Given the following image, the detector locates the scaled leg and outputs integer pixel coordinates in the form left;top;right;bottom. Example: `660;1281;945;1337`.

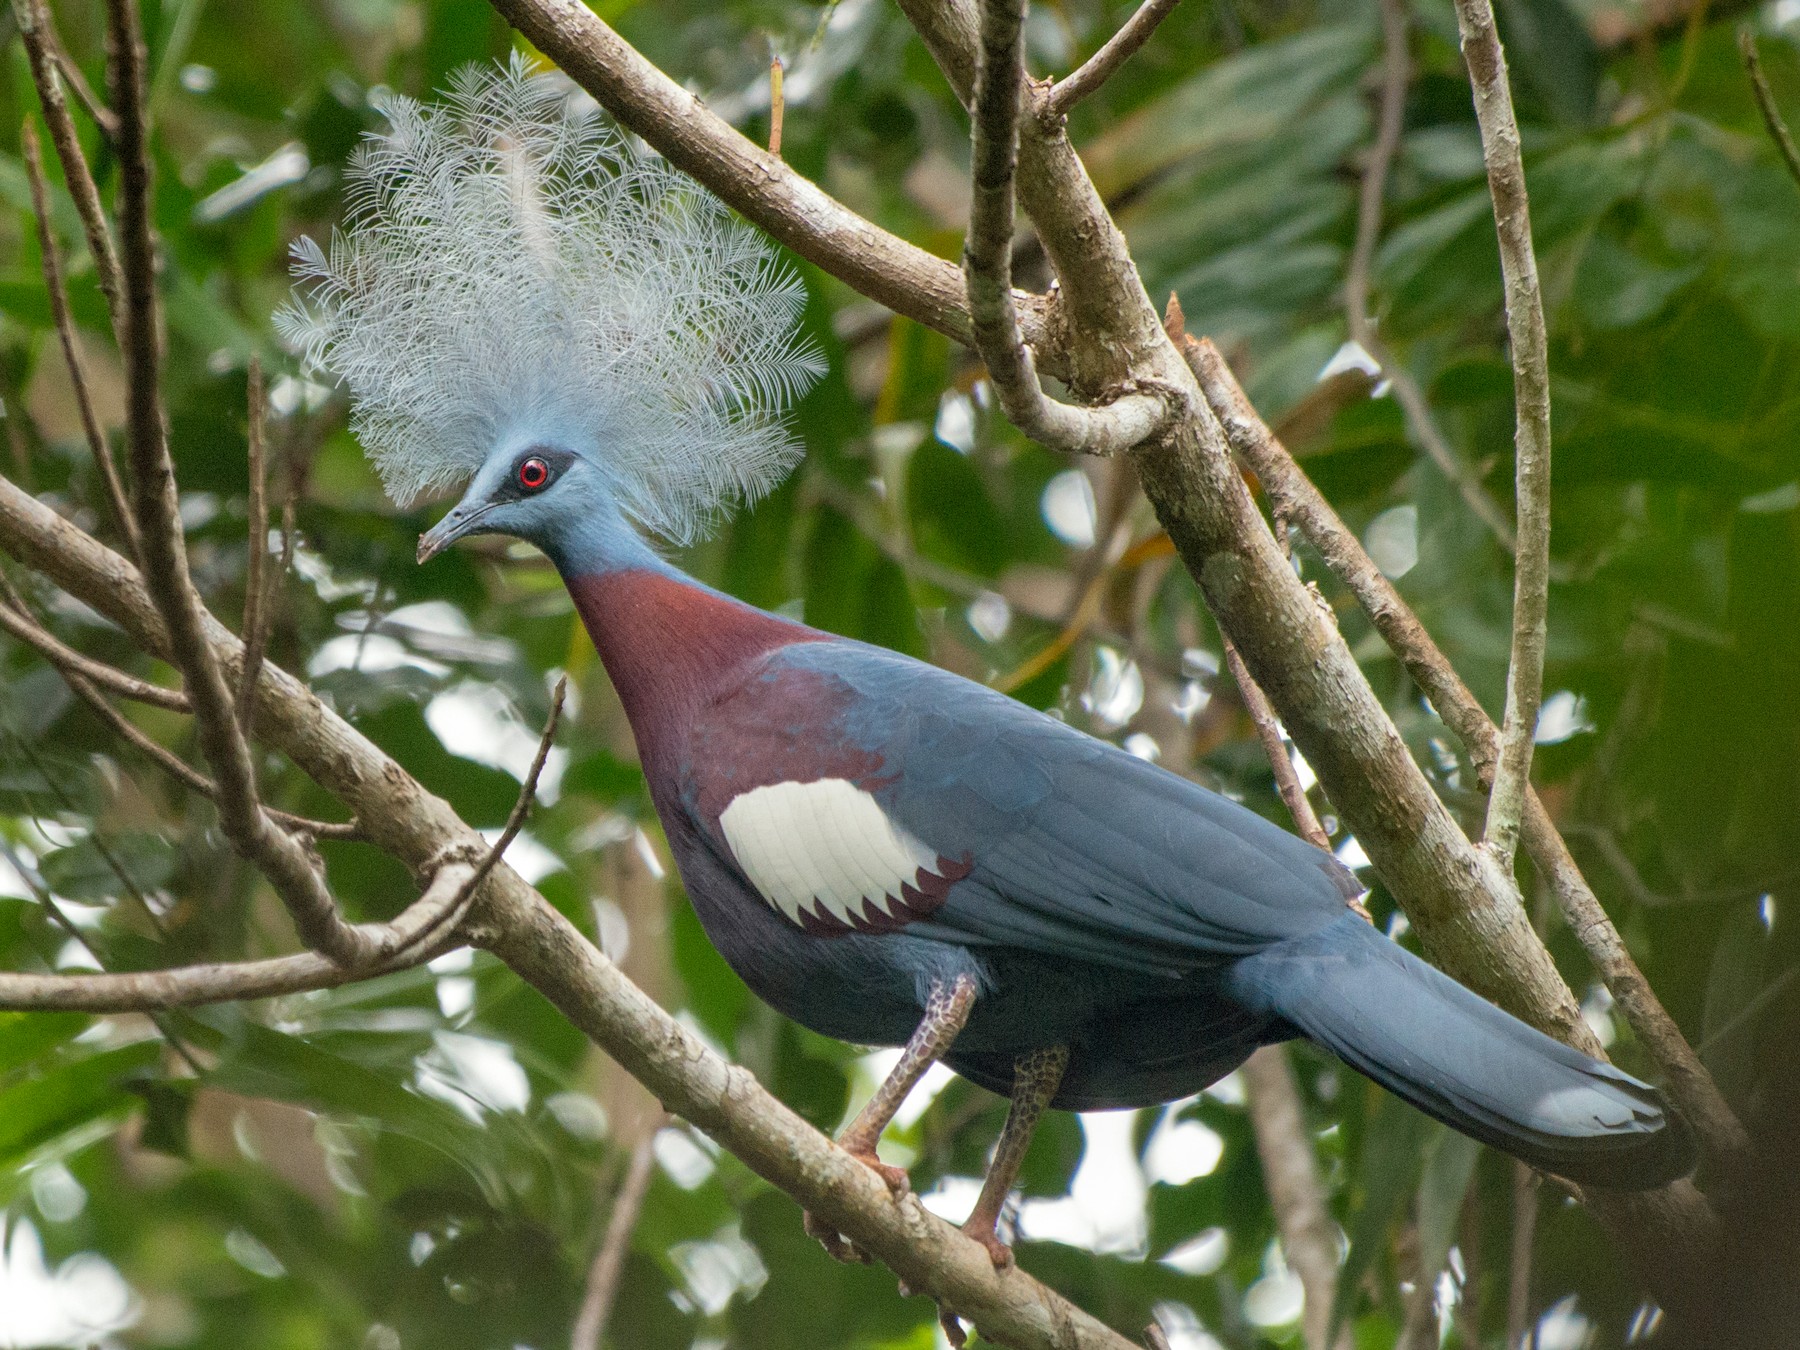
961;1043;1068;1269
805;973;978;1262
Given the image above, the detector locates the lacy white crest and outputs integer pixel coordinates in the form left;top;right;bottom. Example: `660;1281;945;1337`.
275;56;824;540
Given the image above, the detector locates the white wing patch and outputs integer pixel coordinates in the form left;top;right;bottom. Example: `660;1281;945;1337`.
719;779;967;935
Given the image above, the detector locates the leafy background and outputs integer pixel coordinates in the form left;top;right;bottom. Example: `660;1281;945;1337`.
1;0;1798;1346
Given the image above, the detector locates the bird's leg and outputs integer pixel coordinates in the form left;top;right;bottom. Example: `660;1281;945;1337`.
961;1043;1068;1270
804;972;978;1262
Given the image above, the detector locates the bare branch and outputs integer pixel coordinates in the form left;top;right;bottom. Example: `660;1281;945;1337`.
1506;1162;1538;1348
1344;0;1518;553
1042;0;1181;118
19;119;139;561
1739;30;1800;192
51;38;119;141
767;54;785;158
238;357;271;716
1241;1046;1350;1350
1182;335;1751;1165
380;678;566;968
964;0;1171;454
1222;637;1329;851
1453;0;1553;868
0;594;185;710
572;1127;661;1350
0;948;381;1012
12;0;123;323
484;0;1059;369
106;0;374;965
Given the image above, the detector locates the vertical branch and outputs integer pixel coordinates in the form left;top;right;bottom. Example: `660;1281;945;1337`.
103;0;371;966
12;0;123;324
1740;30;1800;191
963;0;1168;455
1506;1161;1539;1348
19;119;140;563
238;358;271;715
767;54;785;157
571;1129;661;1350
1454;0;1552;868
1240;1046;1349;1350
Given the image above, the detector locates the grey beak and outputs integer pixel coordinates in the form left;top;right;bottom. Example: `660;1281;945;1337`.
416;502;493;564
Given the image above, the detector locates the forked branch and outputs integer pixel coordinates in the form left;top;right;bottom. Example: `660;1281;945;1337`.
965;0;1170;454
1453;0;1552;867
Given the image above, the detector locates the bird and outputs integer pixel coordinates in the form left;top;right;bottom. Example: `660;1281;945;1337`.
282;59;1696;1271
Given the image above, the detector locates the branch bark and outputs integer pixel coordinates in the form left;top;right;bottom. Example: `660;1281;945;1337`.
1181;336;1749;1168
1453;0;1552;868
964;0;1171;454
1042;0;1183;118
483;0;1060;370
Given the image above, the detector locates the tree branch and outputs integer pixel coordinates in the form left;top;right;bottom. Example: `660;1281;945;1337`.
572;1127;661;1350
1453;0;1552;868
13;0;123;324
1181;335;1750;1166
0;471;1141;1350
964;0;1171;453
1042;0;1182;118
19;119;139;561
1240;1046;1350;1350
0;592;185;710
483;0;1059;371
238;357;271;715
106;0;376;966
1739;29;1800;192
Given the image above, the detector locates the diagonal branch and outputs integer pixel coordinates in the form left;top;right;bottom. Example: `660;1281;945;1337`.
1739;30;1800;192
1182;334;1750;1166
1042;0;1182;118
1453;0;1552;868
964;0;1171;454
20;120;139;561
0;593;185;710
483;0;1059;370
13;0;123;325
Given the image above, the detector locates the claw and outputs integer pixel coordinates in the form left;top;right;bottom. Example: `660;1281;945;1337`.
803;1209;872;1264
963;1218;1015;1270
846;1148;911;1197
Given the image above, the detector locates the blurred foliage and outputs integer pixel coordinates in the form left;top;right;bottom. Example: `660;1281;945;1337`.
0;0;1797;1346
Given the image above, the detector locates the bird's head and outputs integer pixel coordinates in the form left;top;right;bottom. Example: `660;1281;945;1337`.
277;57;822;567
416;439;590;564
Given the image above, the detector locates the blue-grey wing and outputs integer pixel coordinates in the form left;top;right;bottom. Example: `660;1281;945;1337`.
772;641;1362;974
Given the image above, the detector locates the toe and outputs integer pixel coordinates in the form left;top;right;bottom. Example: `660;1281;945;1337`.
847;1149;911;1197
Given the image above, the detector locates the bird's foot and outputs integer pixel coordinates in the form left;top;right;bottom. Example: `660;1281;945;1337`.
803;1209;872;1265
939;1307;969;1349
845;1148;911;1197
961;1217;1015;1270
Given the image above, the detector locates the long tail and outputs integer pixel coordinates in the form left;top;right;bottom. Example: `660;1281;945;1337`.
1228;913;1695;1189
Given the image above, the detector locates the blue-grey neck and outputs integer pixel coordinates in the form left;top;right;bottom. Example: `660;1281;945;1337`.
536;486;672;581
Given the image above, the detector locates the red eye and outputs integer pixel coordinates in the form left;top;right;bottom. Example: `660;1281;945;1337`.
517;456;550;491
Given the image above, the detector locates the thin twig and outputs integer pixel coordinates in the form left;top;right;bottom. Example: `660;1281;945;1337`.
0;595;186;710
13;0;123;325
50;32;119;140
1452;0;1552;869
1222;638;1329;851
19;119;140;561
1344;0;1518;553
1042;0;1182;118
964;0;1170;454
1739;29;1800;192
238;357;270;717
381;678;566;968
1506;1162;1538;1349
572;1125;663;1350
1240;1046;1349;1350
768;54;785;157
1181;335;1752;1165
107;0;372;965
